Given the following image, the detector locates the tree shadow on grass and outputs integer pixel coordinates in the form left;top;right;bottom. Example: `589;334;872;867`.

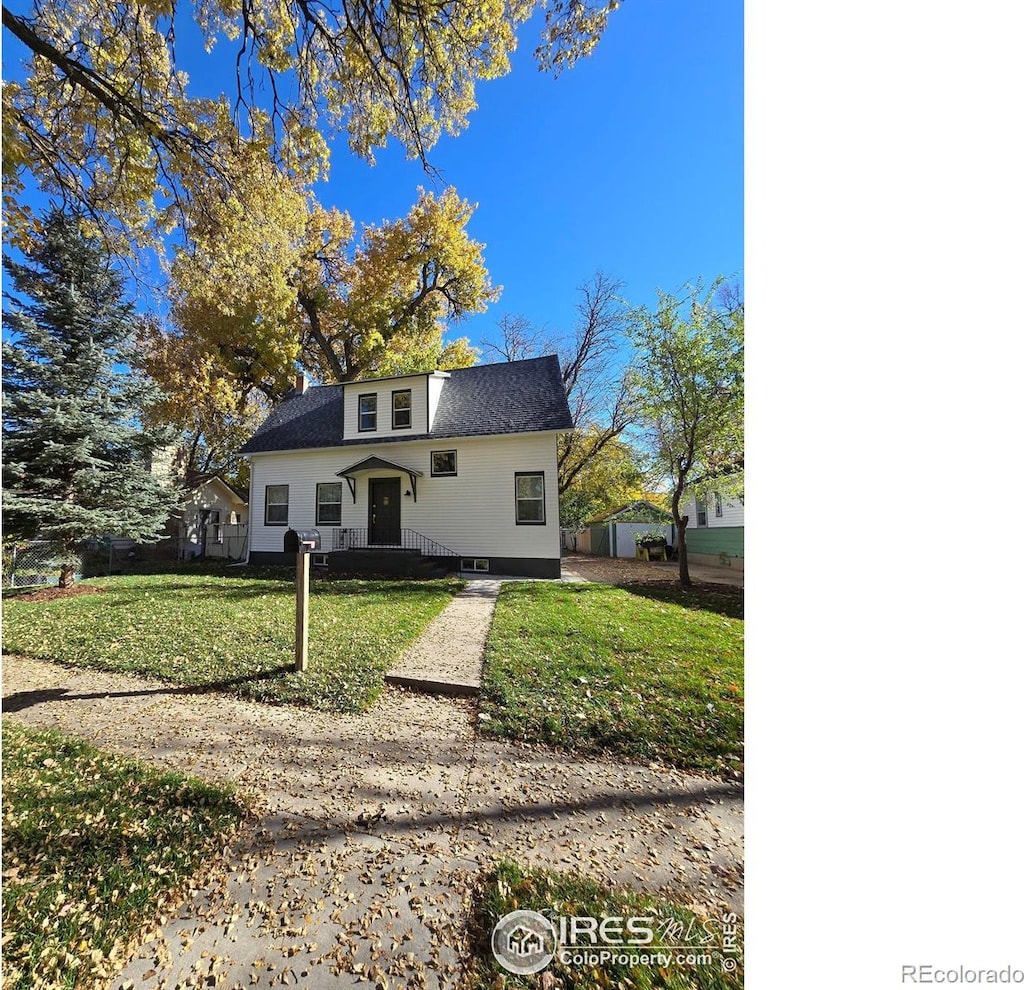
617;581;744;620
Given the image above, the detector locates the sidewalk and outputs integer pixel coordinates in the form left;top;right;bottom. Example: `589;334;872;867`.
384;579;500;696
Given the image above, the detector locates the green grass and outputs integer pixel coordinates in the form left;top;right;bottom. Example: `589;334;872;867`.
1;571;462;712
465;861;743;989
480;582;743;775
1;721;249;989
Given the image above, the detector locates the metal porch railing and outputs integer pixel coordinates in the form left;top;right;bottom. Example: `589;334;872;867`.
329;527;459;559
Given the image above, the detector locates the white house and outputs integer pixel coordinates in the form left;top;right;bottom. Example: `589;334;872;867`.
239;355;574;578
177;475;249;561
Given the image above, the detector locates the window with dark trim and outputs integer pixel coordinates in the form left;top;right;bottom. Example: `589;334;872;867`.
431;450;457;476
392;389;412;429
358;393;377;431
515;472;545;525
316;482;343;525
265;485;289;525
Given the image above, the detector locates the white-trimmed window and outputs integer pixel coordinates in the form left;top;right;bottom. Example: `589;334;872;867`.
714;492;723;517
392;389;412;429
265;485;289;525
431;450;457;476
358;393;377;431
696;498;708;527
515;472;545;525
461;558;489;572
316;483;343;525
208;510;222;543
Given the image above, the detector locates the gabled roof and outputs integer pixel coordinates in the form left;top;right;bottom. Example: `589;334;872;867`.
239;355;572;454
183;473;248;503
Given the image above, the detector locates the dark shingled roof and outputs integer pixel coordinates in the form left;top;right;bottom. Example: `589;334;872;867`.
239;355;572;454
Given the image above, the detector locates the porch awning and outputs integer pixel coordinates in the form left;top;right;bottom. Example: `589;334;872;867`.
335;455;424;502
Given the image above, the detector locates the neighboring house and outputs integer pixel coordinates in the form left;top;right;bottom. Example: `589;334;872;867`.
679;491;744;570
239;356;574;578
177;475;249;561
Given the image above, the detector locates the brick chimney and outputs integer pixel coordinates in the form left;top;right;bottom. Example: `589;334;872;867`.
295;371;307;394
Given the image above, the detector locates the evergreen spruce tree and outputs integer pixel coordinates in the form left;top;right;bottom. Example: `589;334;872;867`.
2;209;179;587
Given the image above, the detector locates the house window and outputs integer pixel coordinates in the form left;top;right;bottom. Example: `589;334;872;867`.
515;472;545;525
316;483;343;525
714;493;723;517
265;485;289;525
209;510;222;543
461;558;490;572
358;393;377;431
696;498;708;527
431;450;457;476
392;390;412;429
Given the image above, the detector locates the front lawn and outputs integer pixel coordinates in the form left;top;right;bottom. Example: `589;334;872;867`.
1;721;249;989
479;582;743;775
1;571;462;712
464;861;743;989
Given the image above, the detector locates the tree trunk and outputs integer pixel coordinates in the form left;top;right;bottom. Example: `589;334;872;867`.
58;561;75;589
677;515;692;587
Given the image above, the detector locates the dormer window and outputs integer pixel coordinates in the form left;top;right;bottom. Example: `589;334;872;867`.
358;393;377;431
392;389;412;429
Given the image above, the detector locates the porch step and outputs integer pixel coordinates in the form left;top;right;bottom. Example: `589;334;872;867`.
383;673;480;697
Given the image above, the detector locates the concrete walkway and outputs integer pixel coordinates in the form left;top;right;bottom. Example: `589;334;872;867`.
384;580;500;696
2;656;743;990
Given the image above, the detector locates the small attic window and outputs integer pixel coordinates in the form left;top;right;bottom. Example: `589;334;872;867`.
392;389;412;429
358;394;377;431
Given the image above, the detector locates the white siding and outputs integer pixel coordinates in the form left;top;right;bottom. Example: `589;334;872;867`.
681;493;745;528
426;371;449;430
343;374;429;439
180;481;247;544
248;432;562;561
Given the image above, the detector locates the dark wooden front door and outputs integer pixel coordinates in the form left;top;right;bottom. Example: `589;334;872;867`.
369;478;401;545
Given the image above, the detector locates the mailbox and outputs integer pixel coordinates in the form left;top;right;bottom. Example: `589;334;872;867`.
284;528;321;554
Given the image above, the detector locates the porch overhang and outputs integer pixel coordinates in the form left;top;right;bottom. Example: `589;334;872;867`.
335;455;424;502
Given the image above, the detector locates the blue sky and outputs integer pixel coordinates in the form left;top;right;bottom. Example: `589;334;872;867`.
319;1;744;353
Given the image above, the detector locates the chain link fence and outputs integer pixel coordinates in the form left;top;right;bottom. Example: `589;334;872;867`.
3;541;66;588
2;538;156;587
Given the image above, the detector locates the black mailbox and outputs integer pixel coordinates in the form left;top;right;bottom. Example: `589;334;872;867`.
284;528;321;553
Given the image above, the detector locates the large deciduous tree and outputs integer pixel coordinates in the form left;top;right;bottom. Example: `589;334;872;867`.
2;0;619;249
628;280;744;586
135;317;268;483
482;271;637;497
152;158;492;402
1;209;180;587
558;430;647;535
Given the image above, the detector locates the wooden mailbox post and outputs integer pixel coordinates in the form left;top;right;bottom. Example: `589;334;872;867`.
283;528;320;672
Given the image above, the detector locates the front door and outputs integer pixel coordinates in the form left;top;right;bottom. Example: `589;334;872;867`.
369;478;401;545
